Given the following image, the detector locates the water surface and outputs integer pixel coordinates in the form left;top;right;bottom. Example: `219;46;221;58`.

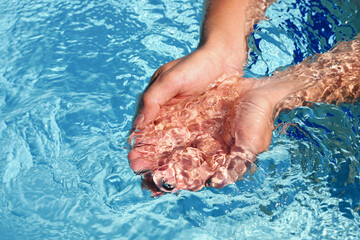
0;0;359;239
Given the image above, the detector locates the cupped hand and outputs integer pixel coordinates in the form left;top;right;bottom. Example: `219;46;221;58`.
134;43;246;129
128;76;283;195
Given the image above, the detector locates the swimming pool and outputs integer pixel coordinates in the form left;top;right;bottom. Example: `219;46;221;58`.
0;0;359;239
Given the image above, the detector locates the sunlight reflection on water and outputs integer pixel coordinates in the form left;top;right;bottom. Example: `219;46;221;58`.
0;0;359;239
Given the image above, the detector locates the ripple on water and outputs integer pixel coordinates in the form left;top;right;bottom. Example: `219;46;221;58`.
0;0;359;239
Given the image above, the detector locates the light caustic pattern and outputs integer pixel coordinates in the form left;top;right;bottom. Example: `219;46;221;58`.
129;76;270;196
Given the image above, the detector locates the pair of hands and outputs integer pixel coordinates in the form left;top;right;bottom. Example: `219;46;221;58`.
129;46;284;193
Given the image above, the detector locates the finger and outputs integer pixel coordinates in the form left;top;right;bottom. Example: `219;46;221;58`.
134;59;185;129
135;71;182;128
129;157;156;174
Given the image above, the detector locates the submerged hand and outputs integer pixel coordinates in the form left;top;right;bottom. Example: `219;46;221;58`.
209;85;278;188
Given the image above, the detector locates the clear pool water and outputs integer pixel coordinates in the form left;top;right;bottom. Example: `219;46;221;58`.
0;0;359;239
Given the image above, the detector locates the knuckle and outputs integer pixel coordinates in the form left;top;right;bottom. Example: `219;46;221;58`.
142;92;152;104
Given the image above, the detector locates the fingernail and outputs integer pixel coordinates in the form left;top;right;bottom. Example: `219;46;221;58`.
134;114;144;128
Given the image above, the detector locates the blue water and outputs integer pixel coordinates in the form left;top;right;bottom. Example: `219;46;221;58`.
0;0;359;239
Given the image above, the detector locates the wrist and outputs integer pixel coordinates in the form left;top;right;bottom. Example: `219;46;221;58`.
251;76;306;120
265;72;317;119
199;31;247;73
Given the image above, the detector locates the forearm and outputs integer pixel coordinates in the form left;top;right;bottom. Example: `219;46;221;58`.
199;0;275;67
273;36;360;117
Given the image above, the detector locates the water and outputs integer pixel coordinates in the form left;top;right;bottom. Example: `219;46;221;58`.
0;0;359;239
